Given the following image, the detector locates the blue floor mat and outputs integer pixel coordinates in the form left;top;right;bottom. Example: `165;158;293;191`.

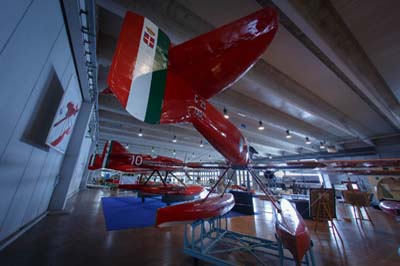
101;196;257;231
101;196;164;231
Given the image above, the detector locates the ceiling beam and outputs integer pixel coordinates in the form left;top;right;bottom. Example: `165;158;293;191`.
259;0;400;131
242;60;375;146
98;95;313;154
98;114;295;156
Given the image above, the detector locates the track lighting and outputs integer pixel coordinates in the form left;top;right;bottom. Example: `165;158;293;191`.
172;135;177;143
258;121;264;130
200;140;204;147
173;149;176;155
223;107;229;119
151;147;154;153
286;130;292;139
305;137;311;145
138;128;143;137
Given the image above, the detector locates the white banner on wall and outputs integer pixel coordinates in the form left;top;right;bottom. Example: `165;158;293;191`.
46;76;82;153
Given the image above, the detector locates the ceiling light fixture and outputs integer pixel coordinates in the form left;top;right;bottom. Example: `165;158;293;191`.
151;147;154;153
268;154;273;159
286;130;292;139
172;135;177;143
200;140;204;147
223;107;229;119
125;143;129;149
173;149;176;155
138;128;143;137
258;121;264;130
192;152;195;158
305;137;311;145
320;141;325;149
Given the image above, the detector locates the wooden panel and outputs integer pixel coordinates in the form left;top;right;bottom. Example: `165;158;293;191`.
309;188;336;219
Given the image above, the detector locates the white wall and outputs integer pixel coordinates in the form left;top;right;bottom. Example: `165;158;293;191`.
0;0;83;242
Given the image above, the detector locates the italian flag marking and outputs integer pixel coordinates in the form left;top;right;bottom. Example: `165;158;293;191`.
126;18;170;124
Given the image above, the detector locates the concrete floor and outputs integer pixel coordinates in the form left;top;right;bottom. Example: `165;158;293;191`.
0;188;399;266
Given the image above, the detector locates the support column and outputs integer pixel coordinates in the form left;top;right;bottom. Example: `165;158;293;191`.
49;102;93;210
79;140;96;189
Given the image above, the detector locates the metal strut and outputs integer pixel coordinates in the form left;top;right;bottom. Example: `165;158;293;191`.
183;215;315;266
221;170;236;196
168;171;187;187
143;170;156;185
247;167;281;212
202;168;229;202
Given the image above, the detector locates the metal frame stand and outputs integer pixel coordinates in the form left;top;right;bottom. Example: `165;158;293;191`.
183;215;315;266
352;204;374;226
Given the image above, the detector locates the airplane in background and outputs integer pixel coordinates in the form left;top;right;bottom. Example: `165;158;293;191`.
88;140;204;203
106;7;400;264
286;158;400;176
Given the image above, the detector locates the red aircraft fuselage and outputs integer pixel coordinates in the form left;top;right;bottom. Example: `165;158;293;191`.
88;140;184;172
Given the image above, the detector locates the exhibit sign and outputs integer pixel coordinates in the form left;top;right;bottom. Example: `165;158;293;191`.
46;76;82;153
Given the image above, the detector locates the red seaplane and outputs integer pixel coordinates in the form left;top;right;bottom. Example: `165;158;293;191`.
88;140;204;203
107;7;312;264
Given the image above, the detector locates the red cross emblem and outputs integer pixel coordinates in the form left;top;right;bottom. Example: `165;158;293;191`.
143;32;155;48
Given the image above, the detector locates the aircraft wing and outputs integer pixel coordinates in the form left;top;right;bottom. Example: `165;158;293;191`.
323;158;400;168
168;7;278;99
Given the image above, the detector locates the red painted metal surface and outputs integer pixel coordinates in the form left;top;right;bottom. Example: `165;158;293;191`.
88;140;204;197
329;169;400;175
325;158;400;168
88;140;184;172
291;158;400;168
105;11;314;262
108;12;143;108
275;199;311;265
379;200;400;216
168;7;278;99
108;8;278;166
156;193;235;227
118;183;204;196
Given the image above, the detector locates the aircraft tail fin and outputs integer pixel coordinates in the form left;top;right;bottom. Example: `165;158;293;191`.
108;12;171;124
108;8;278;126
87;140;128;170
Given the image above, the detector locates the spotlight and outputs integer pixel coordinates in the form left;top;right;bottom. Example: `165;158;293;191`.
138;128;143;137
223;107;229;119
286;130;292;139
268;154;272;159
192;152;195;158
125;143;129;149
151;147;154;153
200;140;204;147
305;137;311;145
258;121;264;130
173;149;176;155
320;141;325;149
172;135;177;143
